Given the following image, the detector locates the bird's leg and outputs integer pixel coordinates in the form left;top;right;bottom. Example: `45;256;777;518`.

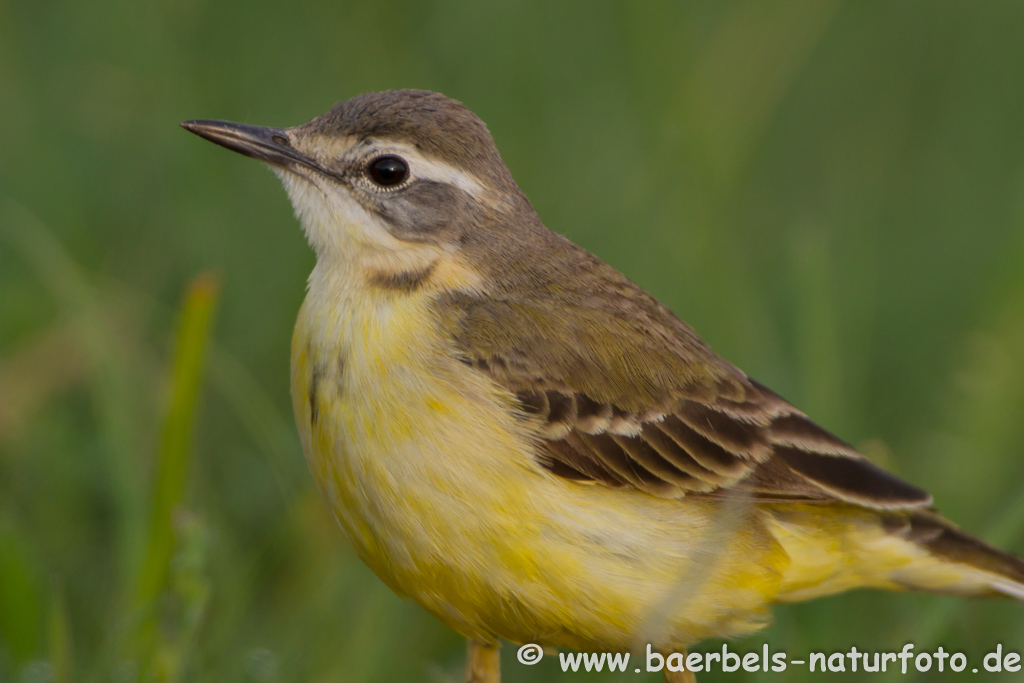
664;650;697;683
465;640;501;683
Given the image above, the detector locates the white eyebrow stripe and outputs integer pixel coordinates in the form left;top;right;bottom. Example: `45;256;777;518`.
413;156;488;196
368;142;488;198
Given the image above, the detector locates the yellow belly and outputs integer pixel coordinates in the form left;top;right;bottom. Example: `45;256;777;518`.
288;278;943;651
289;280;785;649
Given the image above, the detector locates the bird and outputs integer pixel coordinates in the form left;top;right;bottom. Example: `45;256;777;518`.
182;90;1024;683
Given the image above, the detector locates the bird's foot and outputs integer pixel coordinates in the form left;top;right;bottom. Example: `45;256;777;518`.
465;640;501;683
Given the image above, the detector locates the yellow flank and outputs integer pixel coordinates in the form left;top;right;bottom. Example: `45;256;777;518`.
288;249;974;653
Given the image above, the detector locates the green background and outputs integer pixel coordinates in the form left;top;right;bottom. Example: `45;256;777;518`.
3;0;1024;681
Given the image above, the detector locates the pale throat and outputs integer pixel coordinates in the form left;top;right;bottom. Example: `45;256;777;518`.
275;156;489;308
275;171;434;281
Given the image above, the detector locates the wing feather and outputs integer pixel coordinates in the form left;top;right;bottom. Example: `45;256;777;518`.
438;260;932;511
523;384;933;509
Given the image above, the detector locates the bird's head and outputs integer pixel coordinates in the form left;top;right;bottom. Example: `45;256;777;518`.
183;90;543;291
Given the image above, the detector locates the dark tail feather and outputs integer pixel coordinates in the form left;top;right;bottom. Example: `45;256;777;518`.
886;510;1024;600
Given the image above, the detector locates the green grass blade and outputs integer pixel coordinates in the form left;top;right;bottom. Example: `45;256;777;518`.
49;582;74;683
134;273;220;610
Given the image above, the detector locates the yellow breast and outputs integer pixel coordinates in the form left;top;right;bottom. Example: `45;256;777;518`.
290;259;562;638
286;256;911;652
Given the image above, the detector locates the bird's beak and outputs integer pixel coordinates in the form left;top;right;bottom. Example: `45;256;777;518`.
180;119;317;172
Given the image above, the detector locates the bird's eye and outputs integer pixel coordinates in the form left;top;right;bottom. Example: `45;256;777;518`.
368;155;409;187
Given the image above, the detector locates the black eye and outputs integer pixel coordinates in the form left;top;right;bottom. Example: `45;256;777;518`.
368;155;409;187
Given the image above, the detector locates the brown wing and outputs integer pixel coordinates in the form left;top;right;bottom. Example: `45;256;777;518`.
438;232;931;511
514;377;929;508
461;343;931;510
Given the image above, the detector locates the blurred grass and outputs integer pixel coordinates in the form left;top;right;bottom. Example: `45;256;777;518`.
133;272;219;682
136;272;219;610
3;1;1024;681
1;200;145;582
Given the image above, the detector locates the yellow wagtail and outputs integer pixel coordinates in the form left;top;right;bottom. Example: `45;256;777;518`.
183;90;1024;683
